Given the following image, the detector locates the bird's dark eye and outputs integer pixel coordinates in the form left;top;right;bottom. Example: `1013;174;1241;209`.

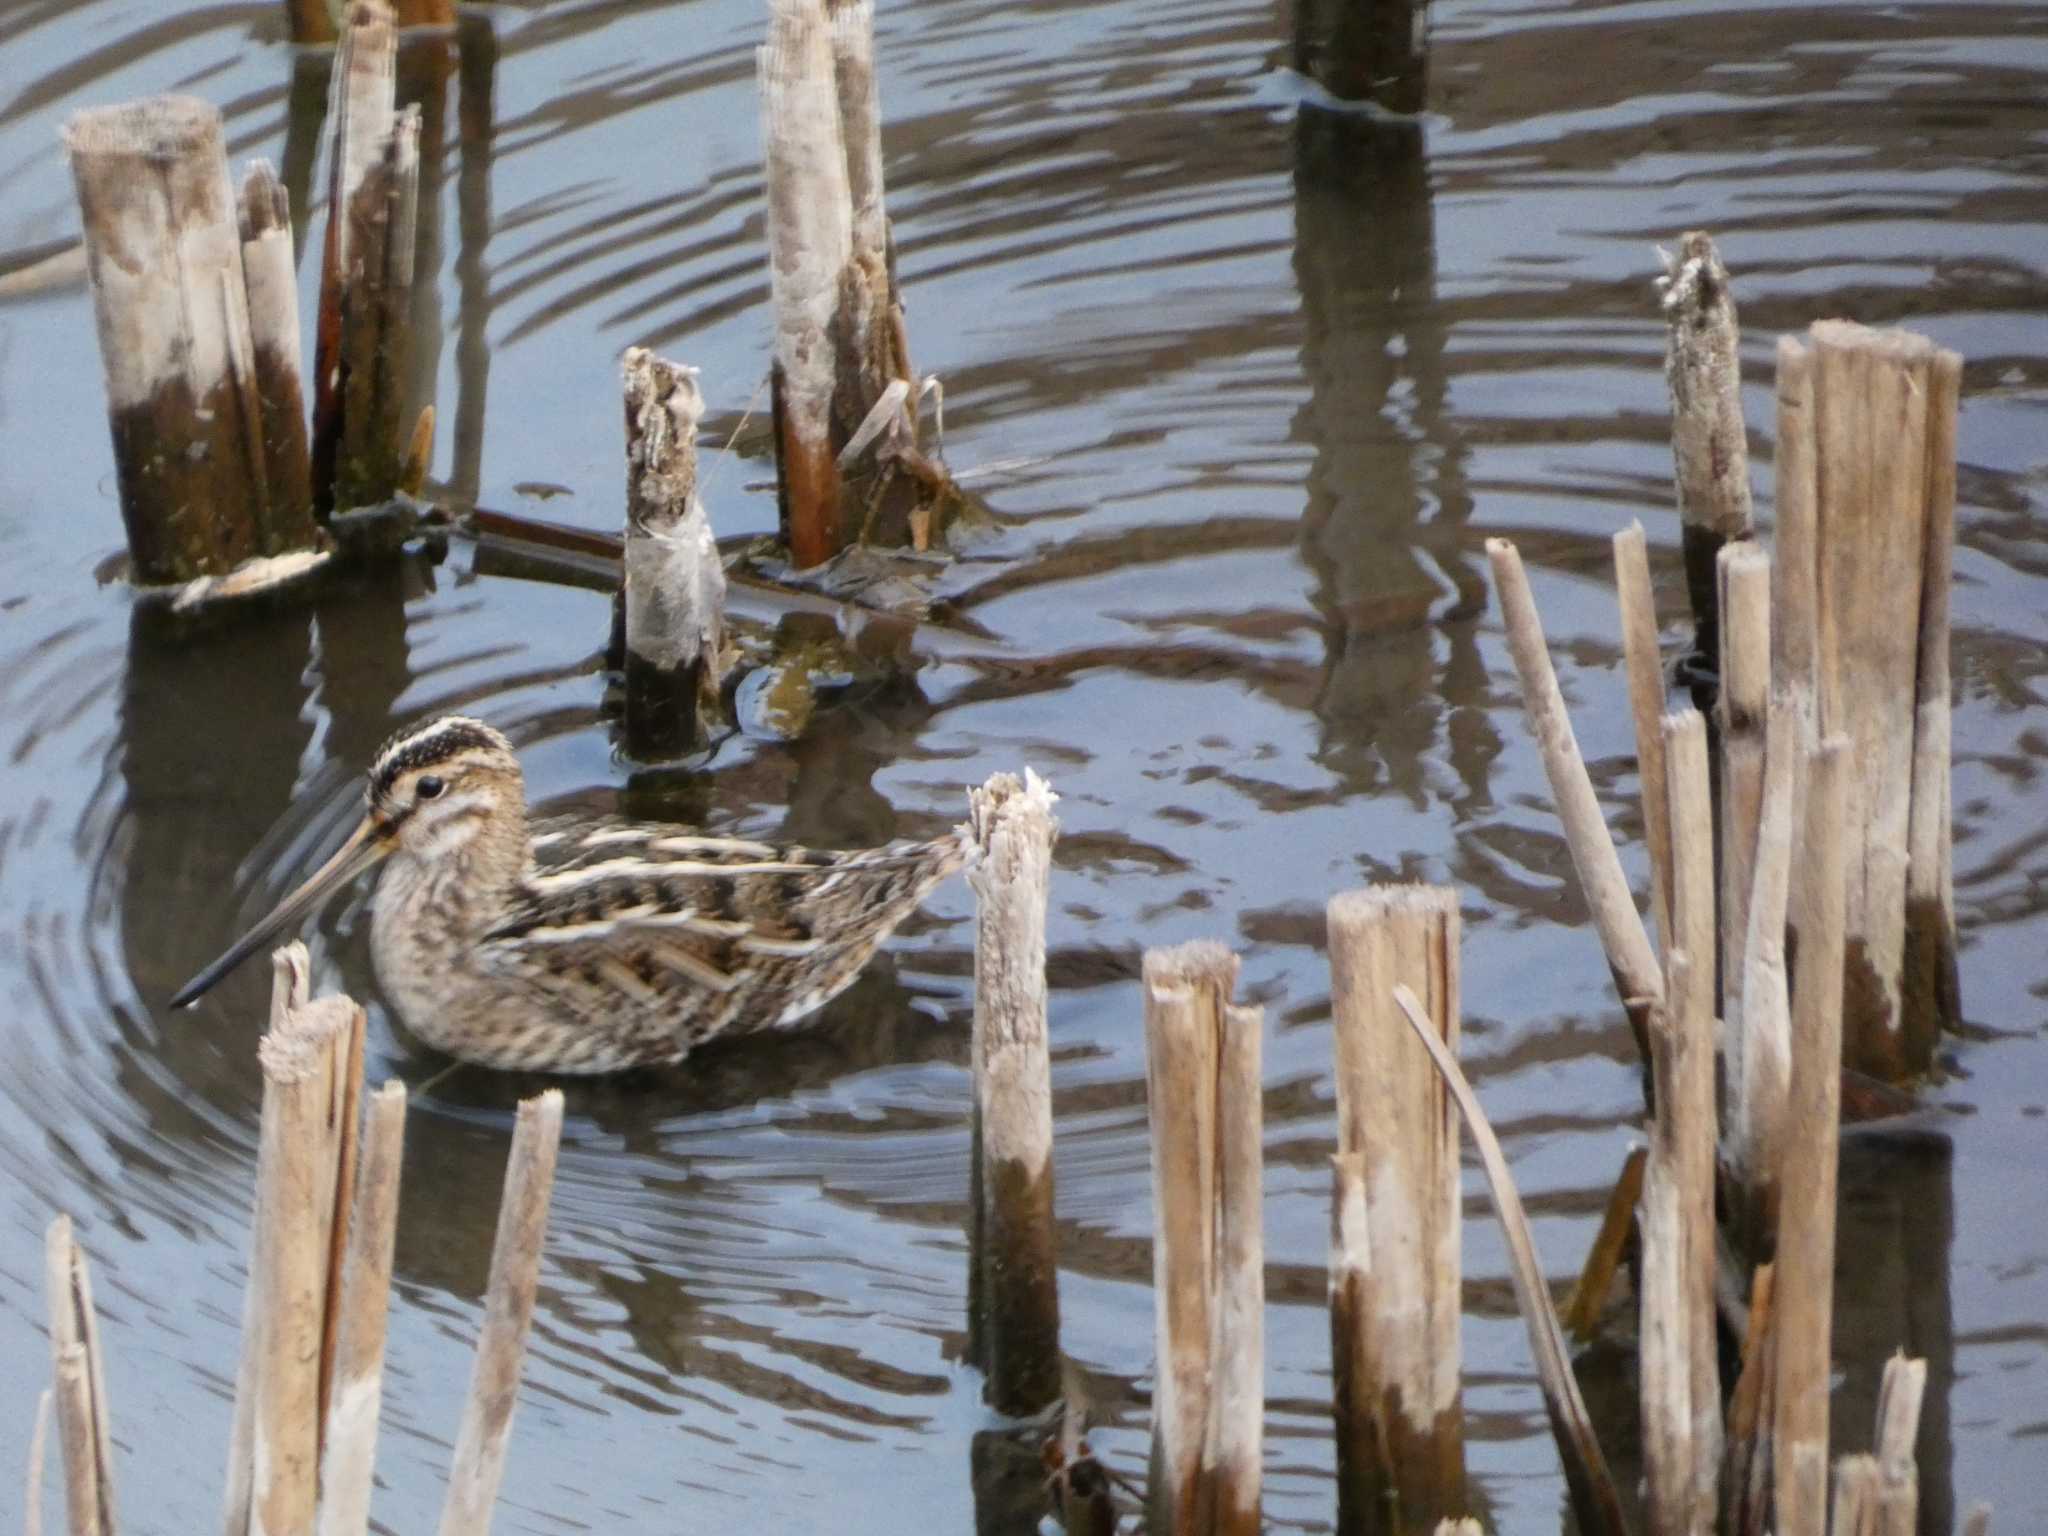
416;775;446;801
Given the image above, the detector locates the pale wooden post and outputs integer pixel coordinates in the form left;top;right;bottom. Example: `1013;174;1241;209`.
237;161;318;553
966;769;1063;1416
1326;886;1464;1532
620;349;724;760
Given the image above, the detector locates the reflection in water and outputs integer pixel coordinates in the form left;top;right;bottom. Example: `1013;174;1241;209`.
1292;107;1490;819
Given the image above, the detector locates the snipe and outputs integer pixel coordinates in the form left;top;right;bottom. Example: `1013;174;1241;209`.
172;716;970;1073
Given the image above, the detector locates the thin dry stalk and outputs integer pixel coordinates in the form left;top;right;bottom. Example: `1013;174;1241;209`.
1487;538;1662;1054
1208;1002;1264;1536
316;1080;409;1536
1613;522;1674;951
1771;338;1818;716
1390;986;1626;1536
1772;736;1849;1536
1832;1457;1878;1536
620;348;724;760
1639;987;1693;1536
1326;886;1465;1527
26;1387;52;1536
1905;347;1964;1059
1717;540;1771;1016
1141;941;1235;1536
1730;691;1797;1255
437;1089;565;1536
966;769;1063;1417
1721;1261;1776;1536
44;1219;114;1536
1563;1144;1646;1341
1659;231;1754;665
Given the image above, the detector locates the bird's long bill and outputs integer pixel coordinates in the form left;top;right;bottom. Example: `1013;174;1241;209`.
169;813;395;1009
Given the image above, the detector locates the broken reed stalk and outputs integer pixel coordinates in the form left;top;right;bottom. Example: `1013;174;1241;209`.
1613;522;1673;951
965;769;1063;1417
1660;231;1754;670
1389;987;1627;1536
26;1387;52;1536
437;1089;565;1536
1772;735;1848;1536
1659;714;1721;1524
1637;985;1691;1536
312;2;426;517
1562;1145;1646;1341
44;1218;116;1536
237;161;318;551
65;97;295;582
1142;942;1263;1536
1791;320;1963;1079
619;349;725;760
247;993;363;1536
1906;348;1964;1059
1722;1261;1777;1536
315;1081;409;1536
1486;538;1662;1054
1730;690;1797;1255
760;0;853;568
1717;540;1771;1018
1325;886;1464;1530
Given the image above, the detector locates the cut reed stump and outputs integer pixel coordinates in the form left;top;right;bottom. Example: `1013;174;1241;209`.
760;0;953;569
1659;231;1754;674
966;769;1063;1417
1142;942;1263;1536
619;349;725;760
1771;322;1963;1080
311;1;427;518
1325;886;1464;1534
65;97;313;583
238;162;318;549
44;1218;116;1536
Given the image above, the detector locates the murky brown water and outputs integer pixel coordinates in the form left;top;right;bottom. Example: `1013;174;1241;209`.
4;0;2046;1529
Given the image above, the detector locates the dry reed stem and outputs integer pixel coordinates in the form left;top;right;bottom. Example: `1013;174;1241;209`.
316;1080;409;1536
44;1219;115;1536
1208;1002;1264;1536
966;769;1063;1416
1873;1353;1927;1536
1141;941;1235;1536
1771;338;1818;718
1326;886;1464;1525
1717;540;1770;1012
1613;522;1674;952
1563;1144;1646;1341
1772;735;1848;1536
1639;986;1692;1536
1487;539;1661;1044
1721;1260;1775;1536
1731;691;1797;1251
25;1387;52;1536
437;1089;564;1536
1391;985;1626;1536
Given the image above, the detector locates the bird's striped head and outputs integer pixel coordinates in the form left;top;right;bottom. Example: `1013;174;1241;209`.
366;716;524;860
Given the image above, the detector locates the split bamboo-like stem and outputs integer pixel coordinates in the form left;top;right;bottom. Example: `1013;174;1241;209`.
1905;346;1964;1062
249;994;359;1536
44;1218;115;1536
1638;986;1692;1536
65;96;273;583
236;161;318;553
619;348;724;760
1326;886;1464;1530
1661;711;1722;1523
437;1089;565;1536
26;1387;52;1536
1390;986;1626;1536
1771;337;1818;720
760;0;852;568
1833;1457;1879;1536
1208;1001;1264;1536
1141;941;1234;1536
1721;1260;1776;1536
966;769;1064;1417
1613;522;1673;952
1771;734;1849;1536
315;1081;409;1536
1660;230;1754;667
1732;689;1797;1253
1487;538;1662;1052
1873;1352;1927;1536
1717;539;1771;1019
